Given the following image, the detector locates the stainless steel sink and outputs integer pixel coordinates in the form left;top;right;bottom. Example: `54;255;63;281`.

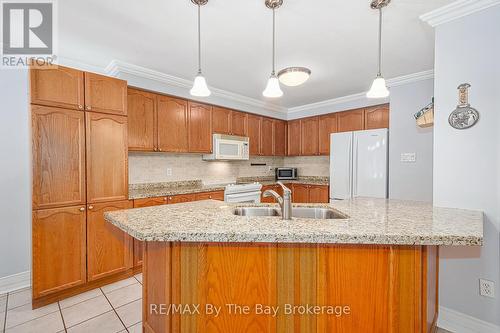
233;207;281;217
233;207;347;219
291;207;347;219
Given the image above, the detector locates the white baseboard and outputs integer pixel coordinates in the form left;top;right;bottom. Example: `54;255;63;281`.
438;306;500;333
0;271;31;294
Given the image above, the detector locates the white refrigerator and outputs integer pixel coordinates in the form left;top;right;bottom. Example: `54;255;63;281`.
330;128;388;201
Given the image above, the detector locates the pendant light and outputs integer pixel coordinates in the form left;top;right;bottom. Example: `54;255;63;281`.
262;0;283;98
367;0;390;99
190;0;211;97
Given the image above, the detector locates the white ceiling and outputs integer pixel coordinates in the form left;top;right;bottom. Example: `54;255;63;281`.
58;0;452;108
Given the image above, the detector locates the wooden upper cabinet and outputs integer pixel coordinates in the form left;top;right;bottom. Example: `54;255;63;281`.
84;72;127;116
212;107;231;135
231;111;248;136
365;104;390;129
32;106;86;210
30;66;84;110
157;96;188;152
87;200;133;282
188;102;212;153
32;205;86;298
337;109;365;132
319;113;338;155
274;120;287;156
287;119;301;156
127;89;156;151
261;117;274;156
247;114;262;156
301;116;320;156
86;112;128;204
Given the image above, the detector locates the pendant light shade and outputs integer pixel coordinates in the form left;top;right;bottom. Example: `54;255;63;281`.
190;74;211;97
367;0;390;99
190;0;211;97
262;0;283;98
263;74;283;98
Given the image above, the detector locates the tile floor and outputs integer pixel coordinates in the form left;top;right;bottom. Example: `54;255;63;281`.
0;273;455;333
0;274;142;333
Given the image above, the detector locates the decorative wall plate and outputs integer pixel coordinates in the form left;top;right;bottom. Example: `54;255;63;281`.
448;83;479;130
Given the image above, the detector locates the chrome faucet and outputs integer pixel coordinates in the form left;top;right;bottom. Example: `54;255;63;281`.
263;182;292;220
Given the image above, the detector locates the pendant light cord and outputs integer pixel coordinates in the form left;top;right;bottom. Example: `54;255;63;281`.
272;8;276;76
198;4;202;74
377;8;382;77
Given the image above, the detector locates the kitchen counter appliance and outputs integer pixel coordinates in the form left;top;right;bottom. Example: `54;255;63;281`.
275;167;298;180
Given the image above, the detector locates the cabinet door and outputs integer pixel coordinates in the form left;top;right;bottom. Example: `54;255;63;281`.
195;190;224;201
309;185;329;203
157;96;188;152
133;239;144;268
261;117;274;156
261;184;282;203
134;197;167;207
337;109;364;132
86;112;128;203
301;117;319;156
365;104;389;129
319;113;337;155
212;107;231;134
273;120;287;156
127;89;156;151
32;206;86;298
32;106;86;209
231;111;248;136
287;120;301;156
84;72;127;116
248;114;262;156
188;102;213;153
87;201;133;281
30;66;84;110
292;184;310;203
168;193;196;204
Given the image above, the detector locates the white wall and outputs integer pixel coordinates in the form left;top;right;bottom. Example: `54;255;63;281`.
433;5;500;327
389;79;434;202
0;69;31;281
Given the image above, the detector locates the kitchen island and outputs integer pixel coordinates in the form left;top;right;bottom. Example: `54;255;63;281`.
105;198;483;333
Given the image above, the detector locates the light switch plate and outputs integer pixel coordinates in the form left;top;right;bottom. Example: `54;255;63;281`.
166;168;172;176
401;153;416;163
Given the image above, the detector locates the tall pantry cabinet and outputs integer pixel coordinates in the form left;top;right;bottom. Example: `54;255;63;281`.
30;66;131;304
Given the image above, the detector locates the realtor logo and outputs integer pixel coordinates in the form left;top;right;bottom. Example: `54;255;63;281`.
1;0;57;68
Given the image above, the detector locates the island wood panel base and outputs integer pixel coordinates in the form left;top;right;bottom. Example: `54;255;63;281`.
143;242;438;333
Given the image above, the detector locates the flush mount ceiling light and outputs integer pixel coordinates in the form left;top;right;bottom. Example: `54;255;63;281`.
367;0;390;99
278;67;311;87
262;0;283;98
190;0;211;97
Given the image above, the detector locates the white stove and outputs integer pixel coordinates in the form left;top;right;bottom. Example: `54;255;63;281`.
224;182;262;203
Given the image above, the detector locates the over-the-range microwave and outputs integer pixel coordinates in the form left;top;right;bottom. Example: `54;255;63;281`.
202;134;249;161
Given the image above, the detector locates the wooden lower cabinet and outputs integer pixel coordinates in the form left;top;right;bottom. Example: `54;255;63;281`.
261;184;283;203
143;242;438;333
291;184;310;203
134;239;144;268
134;197;168;207
291;184;329;203
32;206;87;299
86;201;133;282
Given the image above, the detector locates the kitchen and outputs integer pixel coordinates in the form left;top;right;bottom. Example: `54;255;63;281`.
1;1;499;333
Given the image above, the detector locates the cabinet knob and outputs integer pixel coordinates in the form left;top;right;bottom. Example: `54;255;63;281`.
88;205;94;210
85;105;91;110
169;197;173;200
79;207;85;212
163;197;168;201
78;105;83;110
158;148;163;152
209;195;212;199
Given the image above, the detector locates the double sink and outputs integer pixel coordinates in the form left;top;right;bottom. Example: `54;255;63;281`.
233;206;347;220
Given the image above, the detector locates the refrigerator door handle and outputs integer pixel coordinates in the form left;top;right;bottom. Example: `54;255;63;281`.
348;134;353;198
352;133;358;197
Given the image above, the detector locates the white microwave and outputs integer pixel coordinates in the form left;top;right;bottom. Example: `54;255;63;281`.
202;134;249;161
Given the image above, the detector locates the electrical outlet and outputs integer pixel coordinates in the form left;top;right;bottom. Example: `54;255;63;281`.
400;153;416;162
479;279;495;298
166;168;172;176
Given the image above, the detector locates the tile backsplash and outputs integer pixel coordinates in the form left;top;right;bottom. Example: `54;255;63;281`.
129;153;329;184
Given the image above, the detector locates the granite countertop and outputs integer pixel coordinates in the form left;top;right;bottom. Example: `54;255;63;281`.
128;177;329;200
105;198;483;246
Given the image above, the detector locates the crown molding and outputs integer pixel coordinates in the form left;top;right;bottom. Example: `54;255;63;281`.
288;70;434;114
420;0;500;27
105;60;287;114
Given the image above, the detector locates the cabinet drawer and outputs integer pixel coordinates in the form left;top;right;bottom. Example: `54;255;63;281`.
195;191;224;201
